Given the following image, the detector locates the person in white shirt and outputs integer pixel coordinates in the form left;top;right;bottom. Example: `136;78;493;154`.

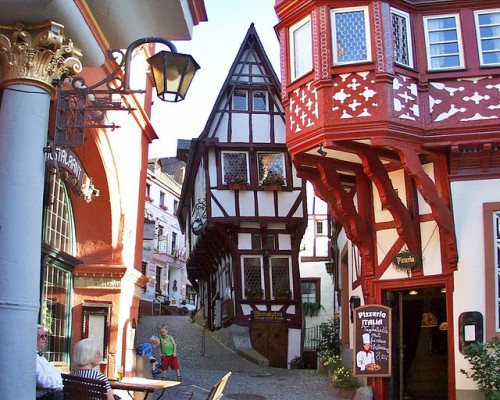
356;333;376;372
36;324;64;400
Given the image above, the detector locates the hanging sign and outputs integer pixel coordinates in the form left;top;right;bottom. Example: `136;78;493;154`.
353;305;392;377
192;218;204;235
392;251;419;272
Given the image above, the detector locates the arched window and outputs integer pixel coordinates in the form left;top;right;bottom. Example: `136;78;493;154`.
41;173;78;364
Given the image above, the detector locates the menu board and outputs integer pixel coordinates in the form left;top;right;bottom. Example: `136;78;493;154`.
353;304;392;377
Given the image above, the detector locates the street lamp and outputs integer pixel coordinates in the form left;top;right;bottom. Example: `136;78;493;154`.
53;37;200;148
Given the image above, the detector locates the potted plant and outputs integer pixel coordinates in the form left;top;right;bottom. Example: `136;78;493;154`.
226;175;248;190
260;174;286;190
245;286;264;299
160;204;168;210
460;337;500;399
274;288;292;299
289;356;307;369
145;195;153;202
331;366;357;399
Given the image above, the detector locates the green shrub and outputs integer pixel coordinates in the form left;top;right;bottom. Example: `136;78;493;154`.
460;338;500;400
303;302;325;317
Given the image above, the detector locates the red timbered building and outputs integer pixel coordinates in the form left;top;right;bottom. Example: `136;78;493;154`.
177;25;307;368
275;0;500;399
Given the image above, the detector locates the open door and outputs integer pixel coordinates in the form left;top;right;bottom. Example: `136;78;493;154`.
386;287;448;400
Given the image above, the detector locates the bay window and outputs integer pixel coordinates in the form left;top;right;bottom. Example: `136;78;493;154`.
474;10;500;66
391;8;413;68
423;14;464;70
290;16;312;81
331;7;371;65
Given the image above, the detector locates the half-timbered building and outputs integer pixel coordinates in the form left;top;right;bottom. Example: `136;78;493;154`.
274;0;500;399
177;24;307;368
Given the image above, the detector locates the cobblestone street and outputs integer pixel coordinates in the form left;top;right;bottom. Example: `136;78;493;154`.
133;315;340;400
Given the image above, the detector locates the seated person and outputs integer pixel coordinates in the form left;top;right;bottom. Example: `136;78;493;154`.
136;335;162;376
71;338;119;400
36;324;64;400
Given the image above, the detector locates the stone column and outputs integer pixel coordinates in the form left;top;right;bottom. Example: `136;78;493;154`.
0;22;81;399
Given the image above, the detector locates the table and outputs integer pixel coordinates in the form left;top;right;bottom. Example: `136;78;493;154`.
110;377;180;400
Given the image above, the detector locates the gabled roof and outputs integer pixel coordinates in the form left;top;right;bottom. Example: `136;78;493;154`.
199;23;282;141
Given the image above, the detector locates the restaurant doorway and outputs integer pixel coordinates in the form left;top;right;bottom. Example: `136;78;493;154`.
386;287;448;400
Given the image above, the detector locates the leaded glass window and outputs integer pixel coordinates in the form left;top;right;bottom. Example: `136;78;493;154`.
423;15;464;70
474;10;500;66
271;257;291;297
233;90;248;111
290;17;312;80
222;152;249;184
44;174;75;255
332;7;370;64
253;91;267;111
258;152;285;185
243;257;263;298
495;212;500;331
391;8;413;68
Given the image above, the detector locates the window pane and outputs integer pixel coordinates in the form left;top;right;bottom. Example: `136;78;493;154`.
483;51;500;64
233;91;247;110
477;12;500;65
271;258;290;295
428;17;456;30
292;19;312;78
335;10;368;63
429;30;458;43
251;234;262;250
223;152;248;184
431;55;460;69
481;38;500;51
392;10;412;66
430;42;459;56
253;92;267;111
258;153;285;185
244;258;262;297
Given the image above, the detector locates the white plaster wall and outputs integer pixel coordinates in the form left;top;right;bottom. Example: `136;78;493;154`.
277;191;301;217
252;114;271;143
288;328;302;367
238;233;252;250
231;114;250;142
209;150;217;187
212;190;234;216
274;115;286;144
257;192;276;216
278;234;291;250
452;178;500;390
239;191;256;216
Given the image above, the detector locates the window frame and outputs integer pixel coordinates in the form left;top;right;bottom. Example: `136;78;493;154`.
331;6;372;66
232;90;248;111
242;256;265;299
270;256;293;299
391;7;414;68
289;15;313;81
253;90;268;112
474;9;500;67
423;14;465;71
222;151;249;185
301;278;321;304
257;152;286;186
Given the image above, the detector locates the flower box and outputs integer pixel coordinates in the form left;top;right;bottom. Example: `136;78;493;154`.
228;183;247;190
335;387;357;399
263;183;283;191
246;295;263;300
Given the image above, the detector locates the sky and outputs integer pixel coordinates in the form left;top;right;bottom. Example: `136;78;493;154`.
149;0;280;158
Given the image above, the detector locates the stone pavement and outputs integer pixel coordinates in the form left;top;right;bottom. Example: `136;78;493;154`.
134;315;342;400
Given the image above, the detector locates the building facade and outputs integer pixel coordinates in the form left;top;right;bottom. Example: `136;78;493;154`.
0;1;206;398
274;0;500;399
177;25;307;368
141;158;194;316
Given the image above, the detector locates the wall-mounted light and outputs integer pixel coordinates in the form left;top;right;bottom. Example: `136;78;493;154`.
325;260;334;274
409;290;418;295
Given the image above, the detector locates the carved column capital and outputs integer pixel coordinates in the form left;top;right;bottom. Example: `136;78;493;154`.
0;21;82;93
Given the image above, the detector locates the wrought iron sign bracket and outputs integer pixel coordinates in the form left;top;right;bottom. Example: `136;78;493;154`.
52;37;179;148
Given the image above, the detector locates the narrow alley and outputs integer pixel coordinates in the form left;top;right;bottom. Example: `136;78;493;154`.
133;315;340;400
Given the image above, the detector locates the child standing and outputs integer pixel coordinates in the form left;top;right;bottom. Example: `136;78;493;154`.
159;324;182;381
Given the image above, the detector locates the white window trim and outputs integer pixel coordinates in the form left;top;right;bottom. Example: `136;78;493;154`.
423;14;465;71
474;9;500;67
242;255;265;299
289;15;313;81
232;90;248;111
331;6;372;65
391;7;414;68
253;90;268;112
222;151;249;184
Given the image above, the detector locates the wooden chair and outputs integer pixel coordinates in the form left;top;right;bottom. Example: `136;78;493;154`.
188;372;231;400
61;373;108;400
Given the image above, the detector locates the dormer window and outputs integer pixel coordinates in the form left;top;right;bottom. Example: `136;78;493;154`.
331;7;371;65
232;90;248;111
